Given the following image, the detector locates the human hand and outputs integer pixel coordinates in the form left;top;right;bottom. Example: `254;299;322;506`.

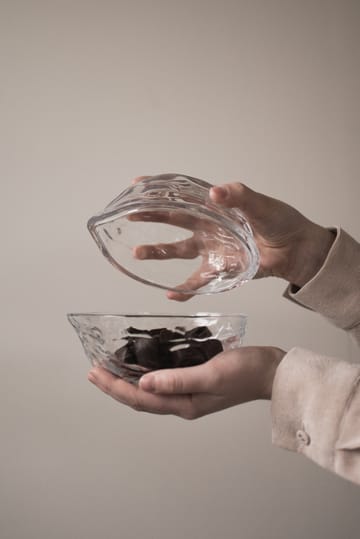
129;176;256;299
210;182;335;287
131;178;334;300
87;346;285;419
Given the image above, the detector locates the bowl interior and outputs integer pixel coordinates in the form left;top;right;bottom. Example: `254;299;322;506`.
68;313;247;383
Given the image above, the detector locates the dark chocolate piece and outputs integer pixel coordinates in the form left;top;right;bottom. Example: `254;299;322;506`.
112;325;224;378
185;326;212;340
171;339;223;367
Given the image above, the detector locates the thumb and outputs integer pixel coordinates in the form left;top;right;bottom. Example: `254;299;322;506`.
139;364;213;394
210;182;271;222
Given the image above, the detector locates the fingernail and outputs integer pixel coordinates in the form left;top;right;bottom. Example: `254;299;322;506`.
133;246;146;259
139;374;156;392
88;368;97;382
211;185;228;200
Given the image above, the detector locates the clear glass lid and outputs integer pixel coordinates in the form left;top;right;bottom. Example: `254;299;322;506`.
87;174;259;295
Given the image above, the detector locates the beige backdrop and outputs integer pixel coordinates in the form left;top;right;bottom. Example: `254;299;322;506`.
1;1;359;538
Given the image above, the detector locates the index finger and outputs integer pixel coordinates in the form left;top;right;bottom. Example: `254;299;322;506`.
88;366;192;416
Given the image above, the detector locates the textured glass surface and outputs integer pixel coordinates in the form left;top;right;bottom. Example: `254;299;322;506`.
68;313;247;383
87;174;259;295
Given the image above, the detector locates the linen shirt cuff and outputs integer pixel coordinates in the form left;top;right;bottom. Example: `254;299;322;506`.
283;228;360;331
271;347;360;473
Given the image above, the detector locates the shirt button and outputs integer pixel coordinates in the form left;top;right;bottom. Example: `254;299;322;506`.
296;429;311;446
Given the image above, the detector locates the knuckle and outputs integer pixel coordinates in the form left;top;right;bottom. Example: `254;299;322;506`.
157;374;184;394
101;382;112;396
180;410;198;421
231;182;249;204
179;404;199;421
209;363;223;388
170;375;185;393
233;181;248;193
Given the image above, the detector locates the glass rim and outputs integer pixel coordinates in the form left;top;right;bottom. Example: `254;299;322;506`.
67;312;248;319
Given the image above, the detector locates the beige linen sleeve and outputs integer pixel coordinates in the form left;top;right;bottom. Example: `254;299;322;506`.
271;228;360;484
272;348;360;484
283;228;360;344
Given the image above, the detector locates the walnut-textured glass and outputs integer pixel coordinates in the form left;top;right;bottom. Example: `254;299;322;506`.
67;313;247;383
87;174;259;295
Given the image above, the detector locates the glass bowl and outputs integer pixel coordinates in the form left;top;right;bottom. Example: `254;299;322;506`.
87;174;259;295
67;313;247;383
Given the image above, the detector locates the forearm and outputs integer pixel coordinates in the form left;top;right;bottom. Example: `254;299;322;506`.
272;226;360;484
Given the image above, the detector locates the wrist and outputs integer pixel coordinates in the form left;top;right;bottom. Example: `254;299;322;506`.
260;347;285;400
286;225;336;288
